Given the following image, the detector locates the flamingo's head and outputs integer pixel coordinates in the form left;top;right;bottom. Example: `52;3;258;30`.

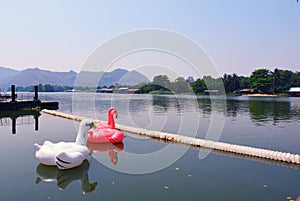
110;108;118;119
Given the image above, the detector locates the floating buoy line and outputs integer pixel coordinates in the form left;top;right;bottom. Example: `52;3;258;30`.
42;109;300;167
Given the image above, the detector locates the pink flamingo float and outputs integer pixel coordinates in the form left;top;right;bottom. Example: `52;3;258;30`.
88;108;125;144
95;107;116;129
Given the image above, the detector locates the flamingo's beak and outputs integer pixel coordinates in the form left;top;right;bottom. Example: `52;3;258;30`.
115;111;118;118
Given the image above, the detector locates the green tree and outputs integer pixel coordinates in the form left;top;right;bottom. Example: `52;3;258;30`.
203;76;224;91
249;69;272;93
191;78;207;94
152;75;170;88
240;76;250;89
223;73;241;93
170;77;192;93
293;72;300;86
270;68;283;93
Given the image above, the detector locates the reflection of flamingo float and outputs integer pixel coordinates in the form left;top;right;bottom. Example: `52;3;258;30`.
88;108;124;144
35;160;97;194
88;142;124;165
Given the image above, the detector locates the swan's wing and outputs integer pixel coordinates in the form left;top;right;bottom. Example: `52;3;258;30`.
56;151;88;170
43;141;53;145
34;141;54;151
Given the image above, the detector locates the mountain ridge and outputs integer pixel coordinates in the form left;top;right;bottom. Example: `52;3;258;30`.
0;67;149;89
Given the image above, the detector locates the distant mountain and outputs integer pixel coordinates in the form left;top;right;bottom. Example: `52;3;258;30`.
75;68;149;87
0;67;19;81
0;67;149;89
117;70;150;86
0;68;77;88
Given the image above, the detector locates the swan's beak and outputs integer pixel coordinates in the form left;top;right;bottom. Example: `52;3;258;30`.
86;122;95;129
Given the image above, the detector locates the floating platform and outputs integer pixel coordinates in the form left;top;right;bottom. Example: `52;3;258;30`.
0;100;59;110
0;85;59;111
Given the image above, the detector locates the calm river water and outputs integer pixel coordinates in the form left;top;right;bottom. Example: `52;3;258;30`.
0;93;300;201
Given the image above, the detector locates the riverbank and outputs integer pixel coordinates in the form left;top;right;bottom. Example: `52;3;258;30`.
242;94;279;97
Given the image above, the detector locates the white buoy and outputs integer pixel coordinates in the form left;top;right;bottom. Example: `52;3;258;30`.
42;109;300;165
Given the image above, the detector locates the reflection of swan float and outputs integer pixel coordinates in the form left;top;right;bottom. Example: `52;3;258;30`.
35;160;97;194
88;108;124;143
88;142;124;165
34;119;94;170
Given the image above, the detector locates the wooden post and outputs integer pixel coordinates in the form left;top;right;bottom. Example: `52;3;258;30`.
11;85;16;102
12;117;16;134
34;85;39;101
34;114;39;131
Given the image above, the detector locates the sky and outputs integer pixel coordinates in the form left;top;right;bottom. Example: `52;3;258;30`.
0;0;299;80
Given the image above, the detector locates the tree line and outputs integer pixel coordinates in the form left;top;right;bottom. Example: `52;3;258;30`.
223;68;300;94
15;84;73;92
11;68;300;94
140;68;300;95
140;75;192;94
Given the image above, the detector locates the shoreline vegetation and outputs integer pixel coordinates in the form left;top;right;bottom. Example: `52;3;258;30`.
1;68;299;96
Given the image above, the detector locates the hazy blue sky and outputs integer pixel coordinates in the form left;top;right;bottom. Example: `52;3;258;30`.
0;0;299;78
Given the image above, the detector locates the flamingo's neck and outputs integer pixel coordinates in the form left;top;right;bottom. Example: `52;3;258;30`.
107;109;113;126
110;111;115;129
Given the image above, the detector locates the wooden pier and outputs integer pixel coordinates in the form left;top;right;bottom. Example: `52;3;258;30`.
0;85;59;111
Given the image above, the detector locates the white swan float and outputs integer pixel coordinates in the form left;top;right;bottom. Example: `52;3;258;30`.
34;119;94;170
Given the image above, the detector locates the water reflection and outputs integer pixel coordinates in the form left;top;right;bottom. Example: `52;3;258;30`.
87;142;124;165
249;100;292;123
0;110;40;134
149;95;300;125
152;95;170;112
35;160;97;194
194;96;300;124
60;92;300;126
225;100;249;117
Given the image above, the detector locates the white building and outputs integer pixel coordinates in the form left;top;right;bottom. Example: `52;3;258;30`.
288;87;300;97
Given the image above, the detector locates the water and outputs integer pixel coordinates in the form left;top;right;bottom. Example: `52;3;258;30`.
1;93;300;200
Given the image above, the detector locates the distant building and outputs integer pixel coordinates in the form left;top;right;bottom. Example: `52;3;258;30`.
204;90;219;95
115;88;140;94
126;88;141;94
186;76;195;83
288;87;300;97
237;88;255;95
116;87;128;93
96;88;113;93
65;89;76;92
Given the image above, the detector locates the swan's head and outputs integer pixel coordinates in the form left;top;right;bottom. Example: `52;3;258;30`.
82;119;95;129
76;119;95;145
